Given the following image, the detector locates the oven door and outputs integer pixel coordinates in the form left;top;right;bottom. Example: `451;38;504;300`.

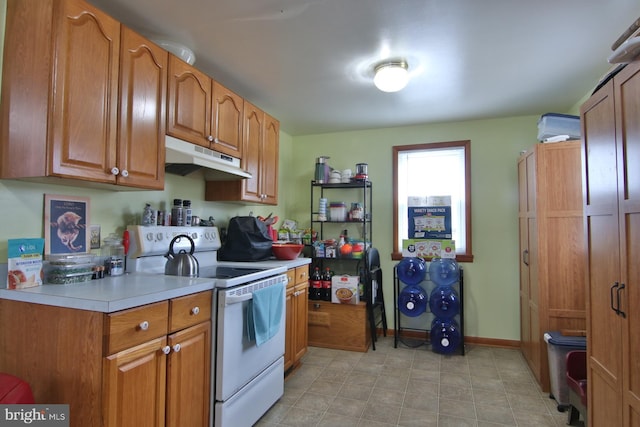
215;274;287;402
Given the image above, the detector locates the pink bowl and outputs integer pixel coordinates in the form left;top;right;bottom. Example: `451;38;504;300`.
272;243;304;260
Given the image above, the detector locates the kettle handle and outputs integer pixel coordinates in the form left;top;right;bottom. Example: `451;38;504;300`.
168;234;195;256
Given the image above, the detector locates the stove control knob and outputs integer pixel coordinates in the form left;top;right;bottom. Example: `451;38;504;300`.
157;232;163;242
145;232;154;242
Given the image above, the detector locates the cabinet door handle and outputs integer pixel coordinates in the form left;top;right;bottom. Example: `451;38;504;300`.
313;303;321;309
173;344;181;353
120;169;129;178
191;306;200;315
110;167;120;176
207;135;214;142
162;346;171;355
139;321;150;331
522;250;529;266
610;282;620;314
617;283;626;318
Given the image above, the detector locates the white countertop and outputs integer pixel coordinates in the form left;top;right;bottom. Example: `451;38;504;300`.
0;257;311;313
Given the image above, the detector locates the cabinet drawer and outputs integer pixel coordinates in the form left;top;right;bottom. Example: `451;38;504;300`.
169;290;212;332
105;301;169;355
286;269;296;289
295;266;309;284
308;300;369;352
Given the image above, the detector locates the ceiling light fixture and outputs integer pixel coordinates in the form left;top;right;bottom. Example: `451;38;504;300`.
373;60;409;92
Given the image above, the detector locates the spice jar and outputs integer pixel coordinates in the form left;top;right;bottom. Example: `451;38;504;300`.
102;234;124;276
171;199;183;226
350;202;363;221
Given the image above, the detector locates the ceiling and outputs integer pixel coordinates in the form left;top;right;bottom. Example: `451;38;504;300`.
88;0;640;136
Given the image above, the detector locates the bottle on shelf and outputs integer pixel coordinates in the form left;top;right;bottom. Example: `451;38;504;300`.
310;267;322;300
182;200;192;226
171;198;183;226
322;267;333;301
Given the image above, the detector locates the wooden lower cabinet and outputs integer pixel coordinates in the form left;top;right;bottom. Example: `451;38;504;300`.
0;290;212;427
308;301;371;352
285;266;309;373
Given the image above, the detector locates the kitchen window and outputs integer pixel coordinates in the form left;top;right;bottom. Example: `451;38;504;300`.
392;140;473;262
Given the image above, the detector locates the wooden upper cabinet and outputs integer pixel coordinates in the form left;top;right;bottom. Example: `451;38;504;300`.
0;0;166;189
167;56;243;159
241;101;265;203
49;0;121;183
204;101;279;205
211;81;244;158
117;27;167;190
167;55;212;148
261;112;280;204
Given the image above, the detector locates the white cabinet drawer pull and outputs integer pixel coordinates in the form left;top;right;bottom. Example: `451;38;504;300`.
173;344;181;353
191;306;200;315
162;346;171;355
139;321;149;331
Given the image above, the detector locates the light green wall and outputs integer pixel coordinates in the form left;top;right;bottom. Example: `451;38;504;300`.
288;116;539;341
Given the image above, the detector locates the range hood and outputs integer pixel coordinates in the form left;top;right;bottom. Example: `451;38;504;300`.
165;135;251;180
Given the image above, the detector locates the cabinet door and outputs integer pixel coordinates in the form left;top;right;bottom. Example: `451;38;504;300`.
615;62;640;427
261;113;280;205
50;0;120;182
293;281;309;363
212;81;243;158
284;282;295;372
118;27;167;189
582;79;624;427
517;156;532;363
166;321;211;427
167;55;212;148
103;336;168;427
241;100;264;203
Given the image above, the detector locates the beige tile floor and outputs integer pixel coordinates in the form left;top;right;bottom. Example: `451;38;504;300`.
257;336;584;427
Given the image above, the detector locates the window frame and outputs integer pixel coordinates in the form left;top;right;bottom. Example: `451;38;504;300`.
392;140;473;262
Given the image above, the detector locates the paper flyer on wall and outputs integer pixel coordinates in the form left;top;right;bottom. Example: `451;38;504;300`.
7;238;45;289
402;239;456;259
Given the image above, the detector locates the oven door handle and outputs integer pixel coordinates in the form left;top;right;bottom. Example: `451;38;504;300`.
224;293;253;305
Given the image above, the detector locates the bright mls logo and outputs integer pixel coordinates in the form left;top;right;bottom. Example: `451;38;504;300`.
0;405;69;426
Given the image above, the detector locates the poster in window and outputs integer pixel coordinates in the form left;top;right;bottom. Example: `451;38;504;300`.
44;194;91;256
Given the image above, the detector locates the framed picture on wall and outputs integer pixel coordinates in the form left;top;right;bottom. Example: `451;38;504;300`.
44;194;91;256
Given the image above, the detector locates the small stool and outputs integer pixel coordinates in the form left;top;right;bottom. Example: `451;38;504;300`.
0;373;35;404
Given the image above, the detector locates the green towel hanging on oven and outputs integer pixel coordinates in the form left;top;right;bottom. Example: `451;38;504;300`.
246;283;284;346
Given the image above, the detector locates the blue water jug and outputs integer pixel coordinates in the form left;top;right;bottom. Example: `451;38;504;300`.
398;285;428;317
429;286;460;319
428;258;460;286
396;257;426;286
430;318;461;354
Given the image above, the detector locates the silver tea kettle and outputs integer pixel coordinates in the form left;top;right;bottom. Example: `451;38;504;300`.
165;234;199;277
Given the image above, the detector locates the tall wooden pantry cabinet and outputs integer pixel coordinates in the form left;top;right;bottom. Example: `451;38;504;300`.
517;140;586;392
581;60;640;427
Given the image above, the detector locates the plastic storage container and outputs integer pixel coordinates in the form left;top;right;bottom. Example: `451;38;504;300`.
543;331;587;410
329;202;347;222
537;113;581;141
